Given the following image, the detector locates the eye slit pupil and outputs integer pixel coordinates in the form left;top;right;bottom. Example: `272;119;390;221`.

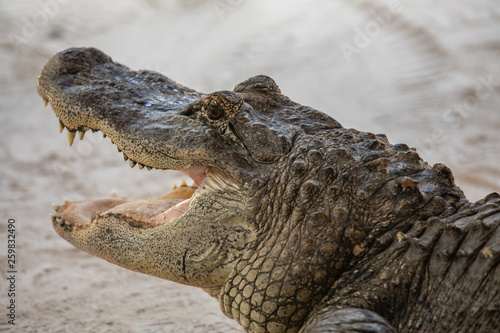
207;100;224;120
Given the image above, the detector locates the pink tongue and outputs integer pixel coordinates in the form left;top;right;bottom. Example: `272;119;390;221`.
154;199;191;224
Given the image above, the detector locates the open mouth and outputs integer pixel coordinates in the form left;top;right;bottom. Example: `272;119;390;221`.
50;125;237;231
52;176;198;230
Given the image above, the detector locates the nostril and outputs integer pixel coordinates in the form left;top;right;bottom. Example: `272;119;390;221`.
55;47;113;76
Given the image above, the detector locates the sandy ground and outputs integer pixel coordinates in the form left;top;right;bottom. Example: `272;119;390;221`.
0;0;499;332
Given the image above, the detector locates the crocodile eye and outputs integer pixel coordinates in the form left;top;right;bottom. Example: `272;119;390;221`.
207;100;225;120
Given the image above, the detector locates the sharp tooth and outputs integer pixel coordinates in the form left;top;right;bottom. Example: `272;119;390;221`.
79;130;85;140
146;166;152;170
55;217;64;226
63;197;69;204
129;160;137;168
51;203;60;212
173;184;178;189
103;134;107;138
43;98;49;107
59;121;65;133
123;153;129;161
66;130;76;146
138;164;145;170
110;189;119;197
180;178;187;187
117;147;122;153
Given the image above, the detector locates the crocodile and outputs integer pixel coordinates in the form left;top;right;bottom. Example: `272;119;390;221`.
37;47;500;333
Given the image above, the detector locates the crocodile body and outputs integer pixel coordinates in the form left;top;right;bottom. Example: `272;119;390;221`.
37;48;500;333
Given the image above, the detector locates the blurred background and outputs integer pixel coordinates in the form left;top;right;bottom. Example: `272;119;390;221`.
0;0;499;332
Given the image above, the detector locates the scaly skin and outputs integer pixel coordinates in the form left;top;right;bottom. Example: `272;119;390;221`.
37;48;500;333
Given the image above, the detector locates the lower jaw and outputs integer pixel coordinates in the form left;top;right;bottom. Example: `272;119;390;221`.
51;178;198;230
51;166;237;230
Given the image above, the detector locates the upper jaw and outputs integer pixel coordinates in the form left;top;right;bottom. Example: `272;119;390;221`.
37;47;205;170
37;47;252;182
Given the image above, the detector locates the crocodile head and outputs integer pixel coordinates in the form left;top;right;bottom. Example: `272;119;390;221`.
38;47;348;330
38;48;460;332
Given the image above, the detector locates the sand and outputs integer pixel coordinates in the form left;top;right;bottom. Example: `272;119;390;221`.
0;0;499;332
